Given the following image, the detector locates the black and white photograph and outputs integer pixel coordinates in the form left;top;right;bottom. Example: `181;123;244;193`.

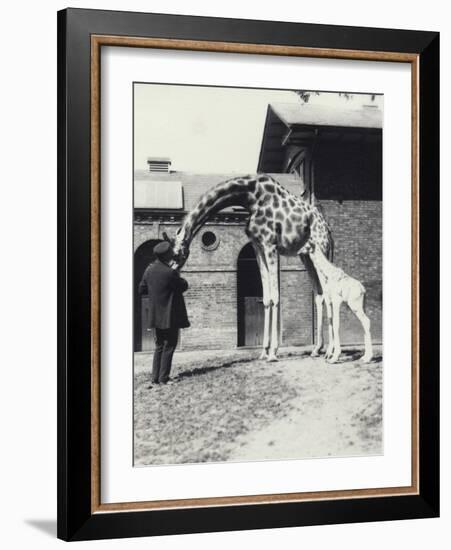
0;0;445;546
133;83;383;466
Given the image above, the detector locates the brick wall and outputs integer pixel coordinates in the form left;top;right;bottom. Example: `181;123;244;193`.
133;173;382;351
280;268;313;345
319;200;382;345
179;225;245;350
134;221;314;350
181;272;237;350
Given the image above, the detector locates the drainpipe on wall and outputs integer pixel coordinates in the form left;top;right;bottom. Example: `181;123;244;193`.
309;128;319;205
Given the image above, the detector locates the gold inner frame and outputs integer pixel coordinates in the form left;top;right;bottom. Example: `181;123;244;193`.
90;35;420;514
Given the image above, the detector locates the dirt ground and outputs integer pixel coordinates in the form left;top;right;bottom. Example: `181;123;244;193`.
134;346;382;466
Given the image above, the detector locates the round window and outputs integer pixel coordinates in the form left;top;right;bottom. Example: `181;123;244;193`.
201;231;219;251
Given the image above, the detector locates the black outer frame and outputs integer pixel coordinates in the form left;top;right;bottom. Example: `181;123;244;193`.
57;8;439;542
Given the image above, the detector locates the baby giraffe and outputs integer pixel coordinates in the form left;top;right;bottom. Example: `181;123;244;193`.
299;241;373;364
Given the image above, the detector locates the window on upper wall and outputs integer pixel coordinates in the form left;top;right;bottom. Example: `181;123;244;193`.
134;180;184;209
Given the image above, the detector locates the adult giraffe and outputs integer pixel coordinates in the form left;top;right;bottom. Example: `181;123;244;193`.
164;174;333;361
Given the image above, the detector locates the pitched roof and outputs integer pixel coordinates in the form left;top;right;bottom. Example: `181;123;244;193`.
271;102;382;129
257;102;383;173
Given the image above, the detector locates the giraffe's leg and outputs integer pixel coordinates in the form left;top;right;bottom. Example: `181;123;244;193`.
261;305;271;360
329;298;342;363
311;293;324;357
266;249;280;362
349;293;373;363
299;253;324;357
324;296;334;360
252;242;271;360
312;269;330;357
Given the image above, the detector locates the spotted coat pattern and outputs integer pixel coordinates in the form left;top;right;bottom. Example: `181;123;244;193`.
170;174;333;360
173;174;333;267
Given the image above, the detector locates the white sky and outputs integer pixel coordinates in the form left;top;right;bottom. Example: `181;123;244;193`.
133;84;381;173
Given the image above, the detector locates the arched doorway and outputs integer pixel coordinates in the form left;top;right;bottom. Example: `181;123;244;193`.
134;239;162;352
237;243;264;347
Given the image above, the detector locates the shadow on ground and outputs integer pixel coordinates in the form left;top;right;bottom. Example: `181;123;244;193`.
133;345;383;466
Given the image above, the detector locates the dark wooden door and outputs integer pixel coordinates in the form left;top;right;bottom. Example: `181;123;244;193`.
135;239;162;352
141;295;154;351
244;296;264;347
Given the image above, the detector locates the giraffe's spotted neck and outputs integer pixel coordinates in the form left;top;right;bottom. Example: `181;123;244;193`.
173;176;258;264
310;247;328;276
172;173;333;269
309;246;339;282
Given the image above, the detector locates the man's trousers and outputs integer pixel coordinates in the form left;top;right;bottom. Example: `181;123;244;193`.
152;328;179;384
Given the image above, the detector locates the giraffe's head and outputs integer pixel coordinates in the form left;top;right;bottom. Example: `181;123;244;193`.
163;229;190;270
298;240;315;255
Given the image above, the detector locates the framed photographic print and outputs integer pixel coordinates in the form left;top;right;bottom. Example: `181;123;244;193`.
57;8;439;541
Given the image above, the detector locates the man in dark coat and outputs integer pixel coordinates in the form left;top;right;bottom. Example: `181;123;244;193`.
138;241;190;385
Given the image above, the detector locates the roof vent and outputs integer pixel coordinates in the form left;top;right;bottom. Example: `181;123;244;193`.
147;157;171;173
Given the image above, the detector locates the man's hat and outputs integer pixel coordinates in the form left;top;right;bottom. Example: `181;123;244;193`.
154;241;172;258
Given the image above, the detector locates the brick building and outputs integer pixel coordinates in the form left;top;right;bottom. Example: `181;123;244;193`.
134;167;307;352
134;97;383;352
258;100;383;345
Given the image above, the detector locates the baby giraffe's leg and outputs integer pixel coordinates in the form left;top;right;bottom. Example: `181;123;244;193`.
300;253;324;357
329;298;342;363
324;297;334;360
350;293;373;363
311;293;324;357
